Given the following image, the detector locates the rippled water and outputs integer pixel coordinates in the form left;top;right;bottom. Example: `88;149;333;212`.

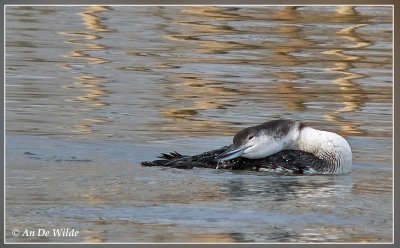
5;6;392;243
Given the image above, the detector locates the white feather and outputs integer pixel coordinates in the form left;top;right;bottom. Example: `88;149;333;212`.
289;126;352;174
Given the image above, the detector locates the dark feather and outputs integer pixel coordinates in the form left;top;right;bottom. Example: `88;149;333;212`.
141;146;326;174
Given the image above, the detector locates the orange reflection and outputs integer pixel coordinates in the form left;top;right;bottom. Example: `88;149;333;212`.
79;6;111;32
64;75;109;108
322;19;371;136
60;6;112;136
123;6;391;139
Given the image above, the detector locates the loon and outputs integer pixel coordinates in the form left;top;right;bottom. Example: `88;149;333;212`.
141;119;352;175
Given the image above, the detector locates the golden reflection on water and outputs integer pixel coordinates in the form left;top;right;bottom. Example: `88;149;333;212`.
54;6;391;139
60;6;112;135
182;6;241;20
79;6;111;32
160;8;243;135
150;6;391;138
322;22;370;136
269;10;314;113
158;7;303;135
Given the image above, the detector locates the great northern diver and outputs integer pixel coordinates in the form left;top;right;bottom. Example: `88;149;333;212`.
141;119;352;175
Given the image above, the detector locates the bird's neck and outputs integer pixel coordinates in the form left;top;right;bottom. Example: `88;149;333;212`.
290;127;324;154
288;126;352;174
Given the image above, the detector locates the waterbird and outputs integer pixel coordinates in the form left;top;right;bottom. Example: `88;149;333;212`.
141;119;352;175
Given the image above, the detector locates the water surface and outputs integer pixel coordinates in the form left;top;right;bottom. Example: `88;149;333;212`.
5;6;392;243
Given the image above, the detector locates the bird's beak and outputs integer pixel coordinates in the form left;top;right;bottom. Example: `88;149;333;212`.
216;145;245;162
